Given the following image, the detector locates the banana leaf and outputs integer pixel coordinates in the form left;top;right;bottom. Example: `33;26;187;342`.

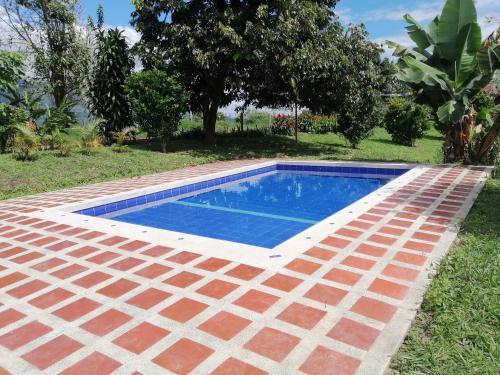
437;99;466;123
404;14;431;50
455;22;481;88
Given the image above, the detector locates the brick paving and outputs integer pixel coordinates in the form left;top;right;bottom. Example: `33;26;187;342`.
0;160;490;374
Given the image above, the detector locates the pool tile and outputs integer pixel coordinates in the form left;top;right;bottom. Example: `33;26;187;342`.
153;338;214;374
304;283;347;306
285;258;322;275
159;297;208;323
244;327;300;362
327;317;380;350
59;352;121;375
113;322;170;354
211;358;267;375
126;288;172;310
196;279;239;299
233;289;280;313
299;345;361;375
21;334;83;370
198;311;251;340
276;302;326;329
80;309;132;336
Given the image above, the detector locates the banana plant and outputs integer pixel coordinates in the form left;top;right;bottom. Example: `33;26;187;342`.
387;0;500;163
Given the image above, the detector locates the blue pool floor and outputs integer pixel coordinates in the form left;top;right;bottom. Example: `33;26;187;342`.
106;172;388;248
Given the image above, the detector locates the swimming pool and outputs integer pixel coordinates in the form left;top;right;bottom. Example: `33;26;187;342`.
75;164;407;248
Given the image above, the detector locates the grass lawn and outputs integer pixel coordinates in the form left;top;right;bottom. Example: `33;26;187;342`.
0;126;443;200
390;173;500;375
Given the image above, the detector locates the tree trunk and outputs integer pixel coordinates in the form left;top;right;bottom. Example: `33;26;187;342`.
160;136;168;153
473;114;500;163
239;109;244;132
294;103;298;143
203;100;219;143
442;107;475;163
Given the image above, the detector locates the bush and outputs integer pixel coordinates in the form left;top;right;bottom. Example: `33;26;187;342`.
52;131;73;157
80;119;103;155
126;70;188;153
309;115;337;134
12;125;40;161
384;98;432;146
270;114;294;135
0;103;28;153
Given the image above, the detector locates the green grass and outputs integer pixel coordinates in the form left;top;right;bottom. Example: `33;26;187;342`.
390;174;500;375
0;127;443;200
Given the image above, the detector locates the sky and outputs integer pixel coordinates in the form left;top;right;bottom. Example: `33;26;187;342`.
83;0;500;53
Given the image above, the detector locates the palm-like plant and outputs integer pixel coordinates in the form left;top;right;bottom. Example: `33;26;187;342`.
388;0;500;163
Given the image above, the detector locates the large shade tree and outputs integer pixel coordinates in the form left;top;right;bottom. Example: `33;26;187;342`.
131;0;337;142
388;0;500;163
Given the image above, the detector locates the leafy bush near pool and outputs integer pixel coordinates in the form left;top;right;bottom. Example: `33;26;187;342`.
270;113;337;135
384;98;432;146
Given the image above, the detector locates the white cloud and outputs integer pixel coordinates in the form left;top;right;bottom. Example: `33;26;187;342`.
335;8;352;24
115;26;141;46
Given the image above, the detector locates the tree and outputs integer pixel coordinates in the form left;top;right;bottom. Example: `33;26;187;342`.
0;0;89;107
131;0;337;142
126;70;188;153
387;0;500;163
89;7;133;143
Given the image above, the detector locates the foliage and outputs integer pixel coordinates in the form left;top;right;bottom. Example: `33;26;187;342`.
132;0;338;141
111;127;138;153
80;119;104;155
0;51;24;93
0;0;90;107
385;97;433;146
270;113;338;136
89;9;133;143
42;99;76;149
0;103;28;153
126;70;188;153
270;114;295;136
52;131;73;157
387;0;500;163
4;87;47;127
12;124;40;161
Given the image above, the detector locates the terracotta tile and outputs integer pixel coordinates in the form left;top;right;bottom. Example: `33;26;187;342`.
369;278;409;300
10;251;43;264
134;263;172;279
300;345;361;375
46;240;77;251
198;311;251;340
59;352;121;375
1;229;27;238
393;251;427;266
7;280;50;298
126;288;172;309
0;308;25;329
412;232;441;243
109;257;145;271
335;228;363;238
304;246;337;261
67;246;99;258
0;246;26;259
163;271;203;288
72;271;112;288
225;264;264;281
379;226;405;236
13;232;42;242
58;227;87;236
0;272;28;288
98;236;128;246
284;258;321;275
211;358;267;375
50;264;88;279
387;219;413;228
403;205;425;214
166;250;201;264
403;240;434;253
304;283;347;306
347;220;373;230
327;318;380;350
153;338;213;374
159;297;208;323
419;223;447;233
233;289;280;313
341;255;375;271
244;327;300;362
113;322;169;354
196;279;239;299
0;321;51;350
22;335;83;370
45;224;71;233
52;297;101;322
368;234;397;246
396;212;419;221
382;264;420;282
86;251;120;264
77;231;105;240
141;245;173;257
97;278;139;298
323;268;362;286
80;309;132;336
355;243;387;257
262;273;303;292
29;288;74;309
350;296;397;323
277;302;326;329
358;213;383;222
119;240;150;251
320;236;351;249
426;216;451;225
31;257;66;271
195;257;231;272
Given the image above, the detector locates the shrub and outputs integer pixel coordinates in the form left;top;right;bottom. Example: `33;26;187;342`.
297;113;313;132
52;131;73;157
80;119;103;155
126;70;189;153
270;114;294;135
0;103;28;153
384;98;432;146
12;125;40;161
309;115;337;134
42;99;76;149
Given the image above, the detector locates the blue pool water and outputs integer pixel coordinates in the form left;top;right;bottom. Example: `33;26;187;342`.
105;172;388;248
